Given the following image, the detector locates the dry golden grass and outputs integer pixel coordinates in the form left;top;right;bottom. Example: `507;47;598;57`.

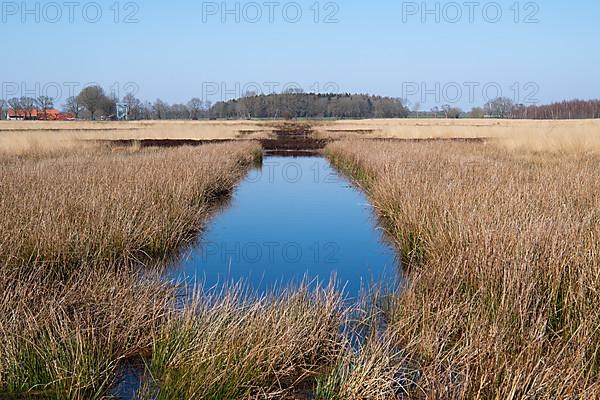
2;118;599;157
315;118;600;155
0;120;272;157
326;140;600;398
0;120;274;139
0;142;264;397
0;262;174;398
0;143;260;267
146;283;345;398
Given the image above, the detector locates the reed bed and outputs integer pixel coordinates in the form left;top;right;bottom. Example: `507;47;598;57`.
326;140;599;398
0;143;260;268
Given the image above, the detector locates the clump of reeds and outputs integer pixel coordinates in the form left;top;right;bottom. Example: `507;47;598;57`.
144;282;346;398
0;261;174;398
326;139;600;398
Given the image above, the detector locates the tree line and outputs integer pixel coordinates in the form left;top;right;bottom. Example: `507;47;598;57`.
1;88;409;120
0;96;56;119
510;99;600;119
471;97;600;119
210;92;410;119
0;86;118;120
117;92;410;120
1;85;599;120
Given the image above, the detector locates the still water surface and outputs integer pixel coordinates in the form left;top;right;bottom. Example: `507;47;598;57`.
167;155;399;298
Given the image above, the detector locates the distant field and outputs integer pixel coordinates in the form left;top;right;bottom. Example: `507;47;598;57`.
2;118;600;156
0;120;271;156
313;118;600;154
0;120;272;139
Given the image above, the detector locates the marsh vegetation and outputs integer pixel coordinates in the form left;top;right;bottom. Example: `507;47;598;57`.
0;120;598;399
326;139;599;398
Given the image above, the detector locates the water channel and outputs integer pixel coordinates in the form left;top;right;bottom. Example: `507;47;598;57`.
167;154;400;298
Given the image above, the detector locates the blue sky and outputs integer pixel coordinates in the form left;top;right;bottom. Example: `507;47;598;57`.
1;0;599;109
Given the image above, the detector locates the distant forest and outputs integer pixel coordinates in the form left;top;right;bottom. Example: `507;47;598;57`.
210;93;409;119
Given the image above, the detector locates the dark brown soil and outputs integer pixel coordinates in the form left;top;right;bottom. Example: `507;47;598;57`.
260;123;330;152
95;139;237;148
373;137;488;143
259;137;330;151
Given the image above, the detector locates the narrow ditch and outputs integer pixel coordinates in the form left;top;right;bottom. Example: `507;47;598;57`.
166;152;399;298
111;125;401;398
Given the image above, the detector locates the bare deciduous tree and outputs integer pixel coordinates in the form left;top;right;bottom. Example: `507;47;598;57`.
470;107;484;118
64;96;83;119
152;99;168;120
187;98;202;120
36;96;54;119
101;94;118;119
442;104;462;119
123;93;142;120
20;97;36;119
485;97;514;119
168;104;189;119
8;98;22;118
77;86;106;120
0;99;6;120
413;102;421;118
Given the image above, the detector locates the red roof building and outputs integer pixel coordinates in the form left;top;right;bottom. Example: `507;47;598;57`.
7;108;75;121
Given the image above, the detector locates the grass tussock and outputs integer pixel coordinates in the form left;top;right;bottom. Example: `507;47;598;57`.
145;283;345;399
326;140;600;398
0;262;174;398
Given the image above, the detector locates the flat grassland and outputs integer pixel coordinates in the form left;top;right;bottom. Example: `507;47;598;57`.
0;119;598;398
314;118;600;154
2;118;600;155
0;120;271;156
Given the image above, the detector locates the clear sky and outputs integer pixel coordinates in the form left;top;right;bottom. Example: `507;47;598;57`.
1;0;599;109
